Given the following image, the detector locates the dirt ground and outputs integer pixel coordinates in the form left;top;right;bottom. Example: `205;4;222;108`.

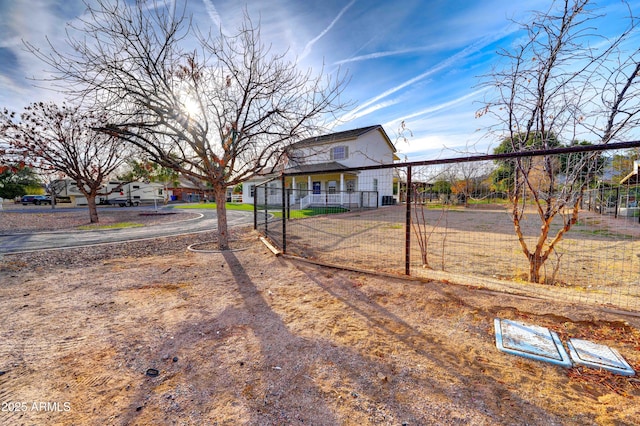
1;208;639;425
279;205;640;304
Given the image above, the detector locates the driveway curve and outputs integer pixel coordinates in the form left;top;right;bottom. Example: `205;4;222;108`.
0;208;254;254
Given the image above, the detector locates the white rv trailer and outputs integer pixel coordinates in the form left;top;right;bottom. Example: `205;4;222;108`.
50;179;164;207
101;181;164;207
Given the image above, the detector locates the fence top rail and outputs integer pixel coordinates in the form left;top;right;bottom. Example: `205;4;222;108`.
281;140;640;177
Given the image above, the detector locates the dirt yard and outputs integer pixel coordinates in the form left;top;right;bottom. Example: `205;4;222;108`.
279;205;640;309
0;208;639;425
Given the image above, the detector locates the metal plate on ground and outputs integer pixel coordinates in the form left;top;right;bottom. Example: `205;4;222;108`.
567;339;636;376
494;318;572;367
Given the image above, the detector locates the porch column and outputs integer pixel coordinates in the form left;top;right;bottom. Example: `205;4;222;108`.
340;173;345;206
292;176;296;204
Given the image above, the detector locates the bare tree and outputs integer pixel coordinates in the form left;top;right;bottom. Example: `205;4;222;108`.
448;161;493;207
399;118;451;270
411;183;448;269
27;0;348;250
480;0;640;283
0;102;127;223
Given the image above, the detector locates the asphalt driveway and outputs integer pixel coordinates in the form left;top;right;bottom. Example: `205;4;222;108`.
0;207;254;254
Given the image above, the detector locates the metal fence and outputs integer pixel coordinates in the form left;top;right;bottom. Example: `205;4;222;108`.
255;142;640;312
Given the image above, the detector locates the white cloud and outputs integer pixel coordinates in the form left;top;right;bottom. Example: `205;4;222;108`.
0;0;76;110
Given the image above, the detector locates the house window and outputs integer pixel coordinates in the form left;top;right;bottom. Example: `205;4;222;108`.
250;184;255;198
330;146;349;160
346;180;355;192
373;178;378;192
328;181;337;194
268;183;278;195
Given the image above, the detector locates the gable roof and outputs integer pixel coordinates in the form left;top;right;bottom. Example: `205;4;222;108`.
291;125;397;153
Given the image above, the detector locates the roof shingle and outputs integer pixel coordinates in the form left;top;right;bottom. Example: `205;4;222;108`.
290;125;392;150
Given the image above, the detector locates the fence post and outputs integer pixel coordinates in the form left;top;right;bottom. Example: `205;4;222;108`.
599;186;604;215
405;165;412;276
264;185;268;234
253;185;258;230
281;174;287;254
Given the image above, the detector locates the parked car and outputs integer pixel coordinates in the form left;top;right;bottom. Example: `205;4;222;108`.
21;195;52;205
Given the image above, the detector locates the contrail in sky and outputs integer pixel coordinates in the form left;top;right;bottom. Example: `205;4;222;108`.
399;88;488;122
334;47;432;65
139;0;176;12
339;25;516;124
202;0;224;33
300;0;356;60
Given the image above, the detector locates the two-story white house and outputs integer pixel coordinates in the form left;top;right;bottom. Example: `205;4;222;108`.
242;125;399;208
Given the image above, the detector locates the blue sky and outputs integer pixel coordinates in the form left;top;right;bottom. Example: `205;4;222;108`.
0;0;635;160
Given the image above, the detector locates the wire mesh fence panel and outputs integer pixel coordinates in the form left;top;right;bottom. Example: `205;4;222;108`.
407;155;640;311
284;205;407;274
254;183;285;248
256;173;406;273
408;202;640;310
255;145;640;312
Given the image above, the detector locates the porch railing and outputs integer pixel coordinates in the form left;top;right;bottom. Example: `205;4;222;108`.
299;193;343;208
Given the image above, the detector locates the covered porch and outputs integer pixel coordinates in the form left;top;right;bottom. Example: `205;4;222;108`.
286;171;361;208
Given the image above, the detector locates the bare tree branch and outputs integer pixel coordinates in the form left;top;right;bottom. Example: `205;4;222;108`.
480;0;639;283
1;102;127;223
25;0;350;249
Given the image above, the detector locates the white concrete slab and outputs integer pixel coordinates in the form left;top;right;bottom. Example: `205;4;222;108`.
567;339;636;376
494;318;572;368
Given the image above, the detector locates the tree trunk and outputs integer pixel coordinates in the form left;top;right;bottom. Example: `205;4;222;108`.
411;202;430;269
529;254;542;283
528;216;551;282
213;184;229;250
421;250;429;269
87;195;99;223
